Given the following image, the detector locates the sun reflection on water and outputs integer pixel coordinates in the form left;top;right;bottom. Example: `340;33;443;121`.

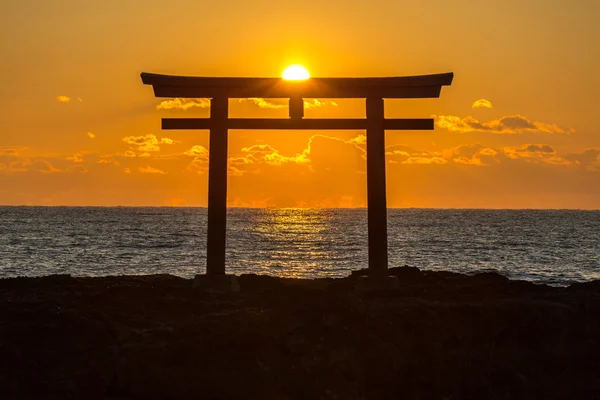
255;208;331;278
227;208;367;279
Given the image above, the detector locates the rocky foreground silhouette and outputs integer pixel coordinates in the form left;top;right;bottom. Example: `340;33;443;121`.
1;267;599;399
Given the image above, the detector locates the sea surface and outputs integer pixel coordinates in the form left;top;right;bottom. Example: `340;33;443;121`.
0;207;598;286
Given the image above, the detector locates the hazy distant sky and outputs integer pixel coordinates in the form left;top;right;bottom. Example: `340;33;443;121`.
1;0;599;208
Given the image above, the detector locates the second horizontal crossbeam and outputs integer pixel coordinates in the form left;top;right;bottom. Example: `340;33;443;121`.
162;118;434;130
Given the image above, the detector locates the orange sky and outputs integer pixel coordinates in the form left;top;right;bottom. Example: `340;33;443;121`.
1;0;599;208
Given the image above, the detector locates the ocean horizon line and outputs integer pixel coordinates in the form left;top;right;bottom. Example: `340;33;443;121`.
1;205;599;211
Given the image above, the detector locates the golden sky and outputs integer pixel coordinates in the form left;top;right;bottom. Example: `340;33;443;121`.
1;0;599;208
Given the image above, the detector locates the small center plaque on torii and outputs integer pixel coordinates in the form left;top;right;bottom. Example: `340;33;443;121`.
141;71;453;288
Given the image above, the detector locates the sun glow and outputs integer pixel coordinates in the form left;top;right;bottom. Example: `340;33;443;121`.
282;65;310;80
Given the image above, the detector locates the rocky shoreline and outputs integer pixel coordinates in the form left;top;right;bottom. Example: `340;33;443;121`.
1;267;599;399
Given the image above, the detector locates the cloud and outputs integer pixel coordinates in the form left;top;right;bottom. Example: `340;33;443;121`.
440;143;571;166
184;145;209;157
505;144;556;158
385;145;415;164
56;95;71;103
349;134;366;146
502;144;572;165
97;159;119;166
0;149;109;175
240;98;287;109
229;139;591;172
435;114;574;134
183;145;210;174
157;98;211;110
33;160;63;174
9;160;63;174
385;143;564;167
234;143;311;167
238;98;338;109
385;145;448;165
0;146;25;157
124;168;131;174
234;135;363;169
138;165;166;174
220;134;366;177
122;134;174;152
303;99;338;109
564;149;600;171
472;99;493;109
123;135;160;152
403;156;447;165
65;153;85;163
87;132;95;139
442;144;501;166
157;97;339;112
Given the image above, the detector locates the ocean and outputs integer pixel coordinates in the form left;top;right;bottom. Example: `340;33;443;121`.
0;207;598;286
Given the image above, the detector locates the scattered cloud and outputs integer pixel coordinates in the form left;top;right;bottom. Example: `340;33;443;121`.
122;134;174;152
233;135;364;169
239;98;338;109
504;144;572;165
564;149;600;171
240;98;286;109
385;143;578;167
386;145;447;165
138;165;166;174
234;143;311;167
157;98;211;110
124;168;131;174
303;99;338;109
505;144;556;158
442;144;501;166
403;155;447;165
66;153;85;163
0;149;117;175
349;134;366;146
184;145;209;157
5;159;62;174
472;99;493;109
435;114;574;134
34;160;62;174
87;132;95;139
97;159;119;166
0;146;25;157
184;145;210;174
181;135;367;176
435;143;575;166
157;97;339;112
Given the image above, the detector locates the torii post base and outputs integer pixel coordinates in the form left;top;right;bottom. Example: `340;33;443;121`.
193;274;240;293
355;275;399;292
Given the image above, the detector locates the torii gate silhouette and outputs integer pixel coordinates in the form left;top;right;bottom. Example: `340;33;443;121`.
141;71;453;288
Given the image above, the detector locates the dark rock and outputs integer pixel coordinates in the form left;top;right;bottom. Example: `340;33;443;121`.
0;272;598;399
389;265;423;281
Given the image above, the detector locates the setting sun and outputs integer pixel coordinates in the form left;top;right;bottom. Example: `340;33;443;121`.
282;65;310;80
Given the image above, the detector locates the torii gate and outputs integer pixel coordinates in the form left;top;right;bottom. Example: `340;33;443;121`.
141;71;453;288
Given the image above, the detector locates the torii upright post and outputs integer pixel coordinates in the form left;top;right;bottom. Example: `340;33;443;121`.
141;71;453;291
366;97;388;279
206;97;228;276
